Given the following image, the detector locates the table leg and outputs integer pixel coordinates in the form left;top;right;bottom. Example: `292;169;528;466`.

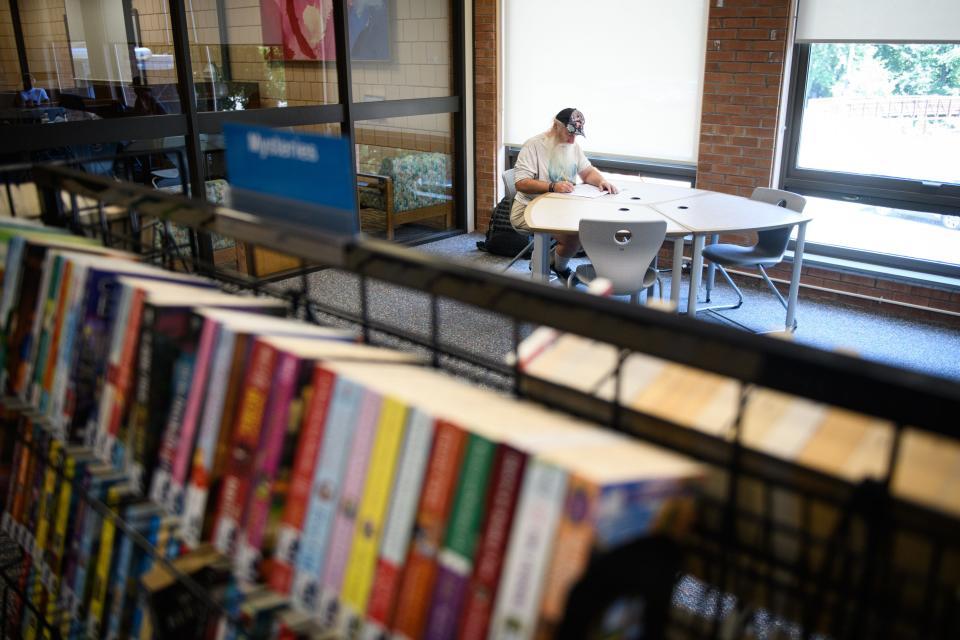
530;232;550;282
705;233;719;302
786;221;807;331
687;234;705;316
671;237;683;311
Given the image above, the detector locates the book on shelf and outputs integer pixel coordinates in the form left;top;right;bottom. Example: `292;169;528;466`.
162;307;354;522
215;336;416;581
0;235;134;397
92;276;287;485
320;359;694;640
179;310;356;549
314;385;385;630
59;254;213;442
0;224;722;640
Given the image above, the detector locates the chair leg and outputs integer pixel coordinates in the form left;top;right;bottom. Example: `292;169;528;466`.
759;265;798;331
758;265;788;310
502;238;534;271
695;265;744;313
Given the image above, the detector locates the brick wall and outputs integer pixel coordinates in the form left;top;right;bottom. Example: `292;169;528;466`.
473;0;497;230
695;0;788;197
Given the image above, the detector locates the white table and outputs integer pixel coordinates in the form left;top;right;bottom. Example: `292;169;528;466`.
524;180;813;331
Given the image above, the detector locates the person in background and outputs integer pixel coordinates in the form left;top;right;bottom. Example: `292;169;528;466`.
132;76;167;115
510;107;618;280
15;73;49;108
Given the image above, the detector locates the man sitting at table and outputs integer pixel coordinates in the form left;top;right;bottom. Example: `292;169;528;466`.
510;107;618;280
15;73;49;108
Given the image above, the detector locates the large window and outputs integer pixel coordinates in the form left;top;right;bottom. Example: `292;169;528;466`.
783;0;960;274
783;43;960;272
503;0;708;166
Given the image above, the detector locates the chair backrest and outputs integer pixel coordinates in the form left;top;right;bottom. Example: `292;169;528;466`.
750;187;807;259
502;168;517;200
751;187;806;213
578;219;667;295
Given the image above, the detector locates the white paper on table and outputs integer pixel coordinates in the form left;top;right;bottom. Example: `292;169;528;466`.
569;183;610;198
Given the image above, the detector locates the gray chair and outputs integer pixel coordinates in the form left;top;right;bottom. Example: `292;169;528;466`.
700;187;807;330
570;219;667;304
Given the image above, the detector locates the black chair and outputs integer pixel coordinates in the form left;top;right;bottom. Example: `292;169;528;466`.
700;187;807;331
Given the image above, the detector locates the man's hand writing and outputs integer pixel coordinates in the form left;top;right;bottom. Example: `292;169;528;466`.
553;180;574;193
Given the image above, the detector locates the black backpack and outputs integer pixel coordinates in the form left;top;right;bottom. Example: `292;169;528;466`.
476;195;531;258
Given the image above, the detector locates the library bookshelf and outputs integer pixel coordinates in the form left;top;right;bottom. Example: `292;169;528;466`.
0;162;957;639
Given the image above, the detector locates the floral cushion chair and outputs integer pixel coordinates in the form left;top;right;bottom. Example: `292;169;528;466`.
357;151;453;240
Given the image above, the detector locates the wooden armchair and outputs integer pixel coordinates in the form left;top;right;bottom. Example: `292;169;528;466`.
356;151;453;240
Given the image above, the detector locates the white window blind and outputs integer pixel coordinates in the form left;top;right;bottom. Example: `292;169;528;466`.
796;0;960;43
503;0;709;165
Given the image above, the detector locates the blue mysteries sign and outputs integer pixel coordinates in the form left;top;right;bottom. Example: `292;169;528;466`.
224;123;358;233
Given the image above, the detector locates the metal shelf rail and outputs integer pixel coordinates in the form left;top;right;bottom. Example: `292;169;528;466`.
0;162;957;639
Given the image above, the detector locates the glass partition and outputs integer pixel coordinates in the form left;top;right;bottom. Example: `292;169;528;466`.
0;0;179;120
186;0;340;111
355;112;455;240
350;0;453;101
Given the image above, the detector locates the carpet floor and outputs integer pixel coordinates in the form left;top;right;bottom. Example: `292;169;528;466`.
280;231;960;383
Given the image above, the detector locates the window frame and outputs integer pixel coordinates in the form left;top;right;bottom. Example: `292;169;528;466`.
779;43;960;278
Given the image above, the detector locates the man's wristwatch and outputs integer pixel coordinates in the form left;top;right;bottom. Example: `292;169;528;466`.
548;182;555;193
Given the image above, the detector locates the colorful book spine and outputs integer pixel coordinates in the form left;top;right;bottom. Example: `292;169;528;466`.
212;339;278;554
120;302;159;475
86;485;133;639
363;408;435;639
33;435;61;571
423;433;497;640
165;316;220;514
118;509;162;640
26;255;66;408
1;419;26;536
43;263;88;433
456;446;527;640
391;420;468;640
487;460;569;640
234;350;301;583
181;326;239;547
316;388;384;629
24;433;60;640
6;418;33;541
20;252;58;402
92;285;143;459
65;269;127;440
57;461;98;617
46;448;93;616
269;366;336;595
534;474;600;639
105;504;160;640
291;377;364;612
148;325;207;506
130;515;179;640
67;470;126;632
338;397;409;637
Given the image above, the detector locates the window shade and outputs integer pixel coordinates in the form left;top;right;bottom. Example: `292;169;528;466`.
796;0;960;43
503;0;708;164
